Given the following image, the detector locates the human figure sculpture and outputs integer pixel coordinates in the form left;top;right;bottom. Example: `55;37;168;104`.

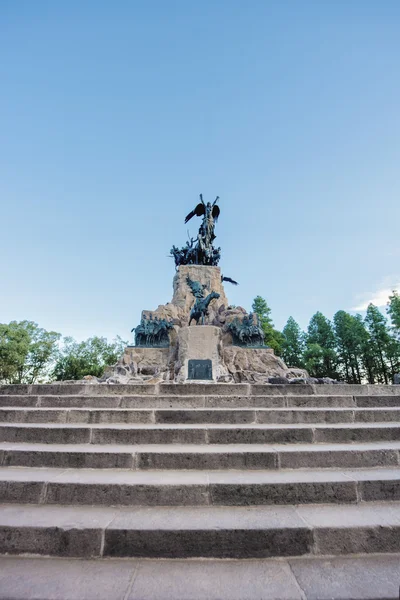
170;195;221;267
186;276;220;325
132;314;174;347
227;313;266;347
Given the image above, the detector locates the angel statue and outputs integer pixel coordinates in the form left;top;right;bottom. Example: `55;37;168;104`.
170;194;222;267
185;194;220;261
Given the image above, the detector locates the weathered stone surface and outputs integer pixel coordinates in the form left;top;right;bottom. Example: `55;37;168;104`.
172;265;228;323
223;346;289;383
175;326;230;383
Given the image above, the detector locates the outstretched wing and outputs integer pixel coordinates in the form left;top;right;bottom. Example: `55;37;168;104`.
212;197;220;221
185;202;205;224
222;276;238;285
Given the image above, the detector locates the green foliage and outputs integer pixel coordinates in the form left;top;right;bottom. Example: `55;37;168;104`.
0;321;61;384
252;296;283;355
53;336;127;381
387;291;400;336
333;311;367;383
281;317;305;368
306;312;339;378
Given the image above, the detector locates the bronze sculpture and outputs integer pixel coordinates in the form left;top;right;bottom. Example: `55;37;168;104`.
186;276;220;325
170;194;222;267
227;313;266;347
132;314;174;347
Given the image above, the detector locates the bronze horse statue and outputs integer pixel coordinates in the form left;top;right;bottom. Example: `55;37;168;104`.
189;291;220;325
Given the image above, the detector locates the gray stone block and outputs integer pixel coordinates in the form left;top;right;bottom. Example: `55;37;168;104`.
3;449;134;469
204;395;255;408
0;395;38;407
207;427;313;444
0;409;67;423
155;409;256;424
360;479;400;501
314;526;400;555
128;559;304;600
0;481;43;503
355;408;400;422
289;554;400;600
91;384;158;396
251;397;287;408
356;395;400;407
0;556;136;600
0;525;102;557
96;409;154;424
287;395;354;407
32;384;88;396
160;383;250;396
0;385;30;395
91;427;207;445
256;409;354;424
45;482;208;506
104;528;312;559
279;449;399;469
209;481;357;506
251;384;314;396
0;425;91;444
40;395;122;408
314;425;400;443
137;451;277;470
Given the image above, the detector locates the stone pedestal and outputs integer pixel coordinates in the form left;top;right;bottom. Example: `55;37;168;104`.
222;346;290;383
120;346;171;379
176;326;227;383
172;265;228;325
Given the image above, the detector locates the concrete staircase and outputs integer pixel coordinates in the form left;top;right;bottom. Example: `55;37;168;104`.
1;381;400;599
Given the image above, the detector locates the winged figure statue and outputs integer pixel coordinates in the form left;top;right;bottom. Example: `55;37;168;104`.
185;194;220;261
170;194;222;267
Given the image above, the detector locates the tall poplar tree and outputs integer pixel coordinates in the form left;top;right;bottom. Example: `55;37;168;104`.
364;304;391;383
333;311;366;383
305;312;338;378
281;317;305;368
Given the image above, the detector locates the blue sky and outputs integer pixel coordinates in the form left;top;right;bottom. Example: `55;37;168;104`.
1;1;399;342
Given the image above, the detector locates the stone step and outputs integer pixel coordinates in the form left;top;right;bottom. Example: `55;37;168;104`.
2;393;400;409
1;553;400;600
1;421;400;444
1;441;400;470
1;502;400;559
1;406;400;425
1;466;400;506
2;382;400;397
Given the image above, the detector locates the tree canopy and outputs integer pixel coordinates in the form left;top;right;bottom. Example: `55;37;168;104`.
251;294;400;383
53;336;127;381
0;321;61;384
0;321;126;384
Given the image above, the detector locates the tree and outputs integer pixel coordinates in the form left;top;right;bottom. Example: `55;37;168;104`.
365;303;396;384
387;290;400;336
333;311;367;383
53;336;127;381
0;321;61;384
251;296;284;355
281;317;305;368
306;312;338;378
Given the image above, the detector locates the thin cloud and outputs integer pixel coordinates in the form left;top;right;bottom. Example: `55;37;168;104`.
352;282;400;312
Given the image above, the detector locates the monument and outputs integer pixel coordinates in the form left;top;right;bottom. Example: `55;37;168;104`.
109;195;306;384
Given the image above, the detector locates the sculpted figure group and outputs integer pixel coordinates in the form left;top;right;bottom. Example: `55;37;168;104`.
170;194;222;267
133;315;174;348
186;276;220;326
227;313;266;347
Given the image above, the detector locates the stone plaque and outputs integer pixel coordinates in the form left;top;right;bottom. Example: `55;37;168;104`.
188;359;213;380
